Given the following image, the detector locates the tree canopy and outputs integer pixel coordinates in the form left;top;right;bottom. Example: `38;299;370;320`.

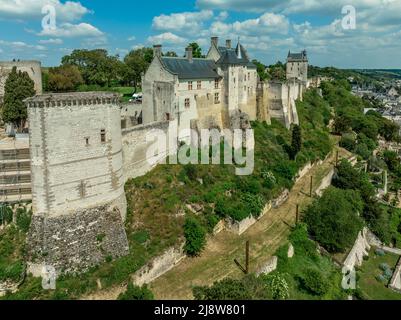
1;67;35;131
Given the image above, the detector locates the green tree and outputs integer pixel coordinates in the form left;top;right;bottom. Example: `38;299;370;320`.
303;187;364;253
188;42;203;58
61;49;123;87
2;67;35;131
289;125;302;160
165;51;178;57
184;216;206;256
263;273;290;300
117;283;154;300
124;47;154;90
47;65;84;92
252;59;268;81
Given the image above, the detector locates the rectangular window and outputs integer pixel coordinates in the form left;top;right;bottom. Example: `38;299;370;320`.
166;113;171;121
185;98;190;108
215;79;219;89
100;129;106;143
248;72;250;81
188;81;193;90
197;81;202;90
214;93;220;104
85;137;90;146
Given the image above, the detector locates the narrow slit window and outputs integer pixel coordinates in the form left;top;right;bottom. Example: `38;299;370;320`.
101;129;106;143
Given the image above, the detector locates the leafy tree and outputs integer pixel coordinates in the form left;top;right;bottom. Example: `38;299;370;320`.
188;42;203;58
332;160;375;201
47;65;84;92
117;283;154;300
303;187;364;253
267;61;286;81
252;59;268;81
288;124;302;160
62;49;123;87
383;150;400;172
124;47;154;90
184;216;206;256
2;67;35;131
165;51;178;57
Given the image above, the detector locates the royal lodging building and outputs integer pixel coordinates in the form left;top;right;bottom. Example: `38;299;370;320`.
142;37;258;143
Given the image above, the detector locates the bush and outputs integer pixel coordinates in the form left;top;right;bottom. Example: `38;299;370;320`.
264;273;290;300
0;205;13;225
117;283;154;300
184;216;206;256
379;263;391;272
15;208;32;233
375;248;385;257
301;269;330;296
303;187;364;253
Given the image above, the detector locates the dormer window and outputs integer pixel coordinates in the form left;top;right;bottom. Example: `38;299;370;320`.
215;79;219;89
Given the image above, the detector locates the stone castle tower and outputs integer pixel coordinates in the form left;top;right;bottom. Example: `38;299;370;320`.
25;92;129;274
286;50;308;84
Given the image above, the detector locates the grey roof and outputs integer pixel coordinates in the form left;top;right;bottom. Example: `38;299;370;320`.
161;57;220;80
216;44;256;69
287;50;308;62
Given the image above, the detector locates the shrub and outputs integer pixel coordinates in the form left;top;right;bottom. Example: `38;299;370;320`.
375;248;385;257
264;273;290;300
0;205;13;225
301;269;330;296
117;283;154;300
241;193;265;218
15;208;31;233
184;216;206;256
379;263;391;272
193;278;253;300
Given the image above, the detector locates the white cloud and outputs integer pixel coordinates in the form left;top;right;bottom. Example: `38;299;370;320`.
127;36;136;41
0;0;90;21
39;38;63;44
0;40;47;51
147;32;187;45
152;10;213;35
38;23;104;38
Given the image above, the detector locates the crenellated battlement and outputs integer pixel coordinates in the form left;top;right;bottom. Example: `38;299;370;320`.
25;92;121;108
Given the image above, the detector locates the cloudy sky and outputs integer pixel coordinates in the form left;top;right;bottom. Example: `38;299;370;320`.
0;0;400;68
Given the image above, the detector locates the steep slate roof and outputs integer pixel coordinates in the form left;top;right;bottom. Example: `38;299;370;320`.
161;57;220;80
216;43;256;69
287;50;308;62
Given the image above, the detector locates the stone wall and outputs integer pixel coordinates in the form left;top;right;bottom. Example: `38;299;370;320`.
132;243;186;286
389;257;401;293
256;256;278;276
26;93;126;220
122;120;173;181
26;201;129;274
343;228;371;270
315;168;335;197
225;202;271;235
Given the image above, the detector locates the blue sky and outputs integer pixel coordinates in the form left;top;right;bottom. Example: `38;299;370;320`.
0;0;400;68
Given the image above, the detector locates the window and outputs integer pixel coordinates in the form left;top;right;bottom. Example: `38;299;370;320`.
188;81;193;90
215;79;219;89
248;72;250;81
85;137;90;146
197;81;202;90
101;129;106;143
185;98;190;108
214;93;220;104
166;113;171;121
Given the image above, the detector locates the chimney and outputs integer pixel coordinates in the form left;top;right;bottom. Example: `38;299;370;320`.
153;44;162;58
186;46;193;63
211;36;219;47
226;39;232;49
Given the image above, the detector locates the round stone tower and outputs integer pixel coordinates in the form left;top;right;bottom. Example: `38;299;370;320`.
25;92;129;274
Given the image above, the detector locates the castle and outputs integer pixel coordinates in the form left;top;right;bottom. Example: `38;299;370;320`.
0;38;309;275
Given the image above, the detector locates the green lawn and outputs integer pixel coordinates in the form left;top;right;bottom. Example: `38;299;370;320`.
357;249;401;300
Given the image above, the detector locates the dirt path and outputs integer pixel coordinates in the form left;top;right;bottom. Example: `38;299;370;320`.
149;147;352;300
83;147;352;300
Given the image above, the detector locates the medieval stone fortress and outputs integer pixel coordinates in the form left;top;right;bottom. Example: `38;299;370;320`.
0;36;312;276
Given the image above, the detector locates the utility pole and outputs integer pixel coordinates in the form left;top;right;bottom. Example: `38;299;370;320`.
234;241;250;275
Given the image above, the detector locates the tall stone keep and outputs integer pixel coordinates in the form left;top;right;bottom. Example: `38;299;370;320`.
286;50;308;84
25;92;129;274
